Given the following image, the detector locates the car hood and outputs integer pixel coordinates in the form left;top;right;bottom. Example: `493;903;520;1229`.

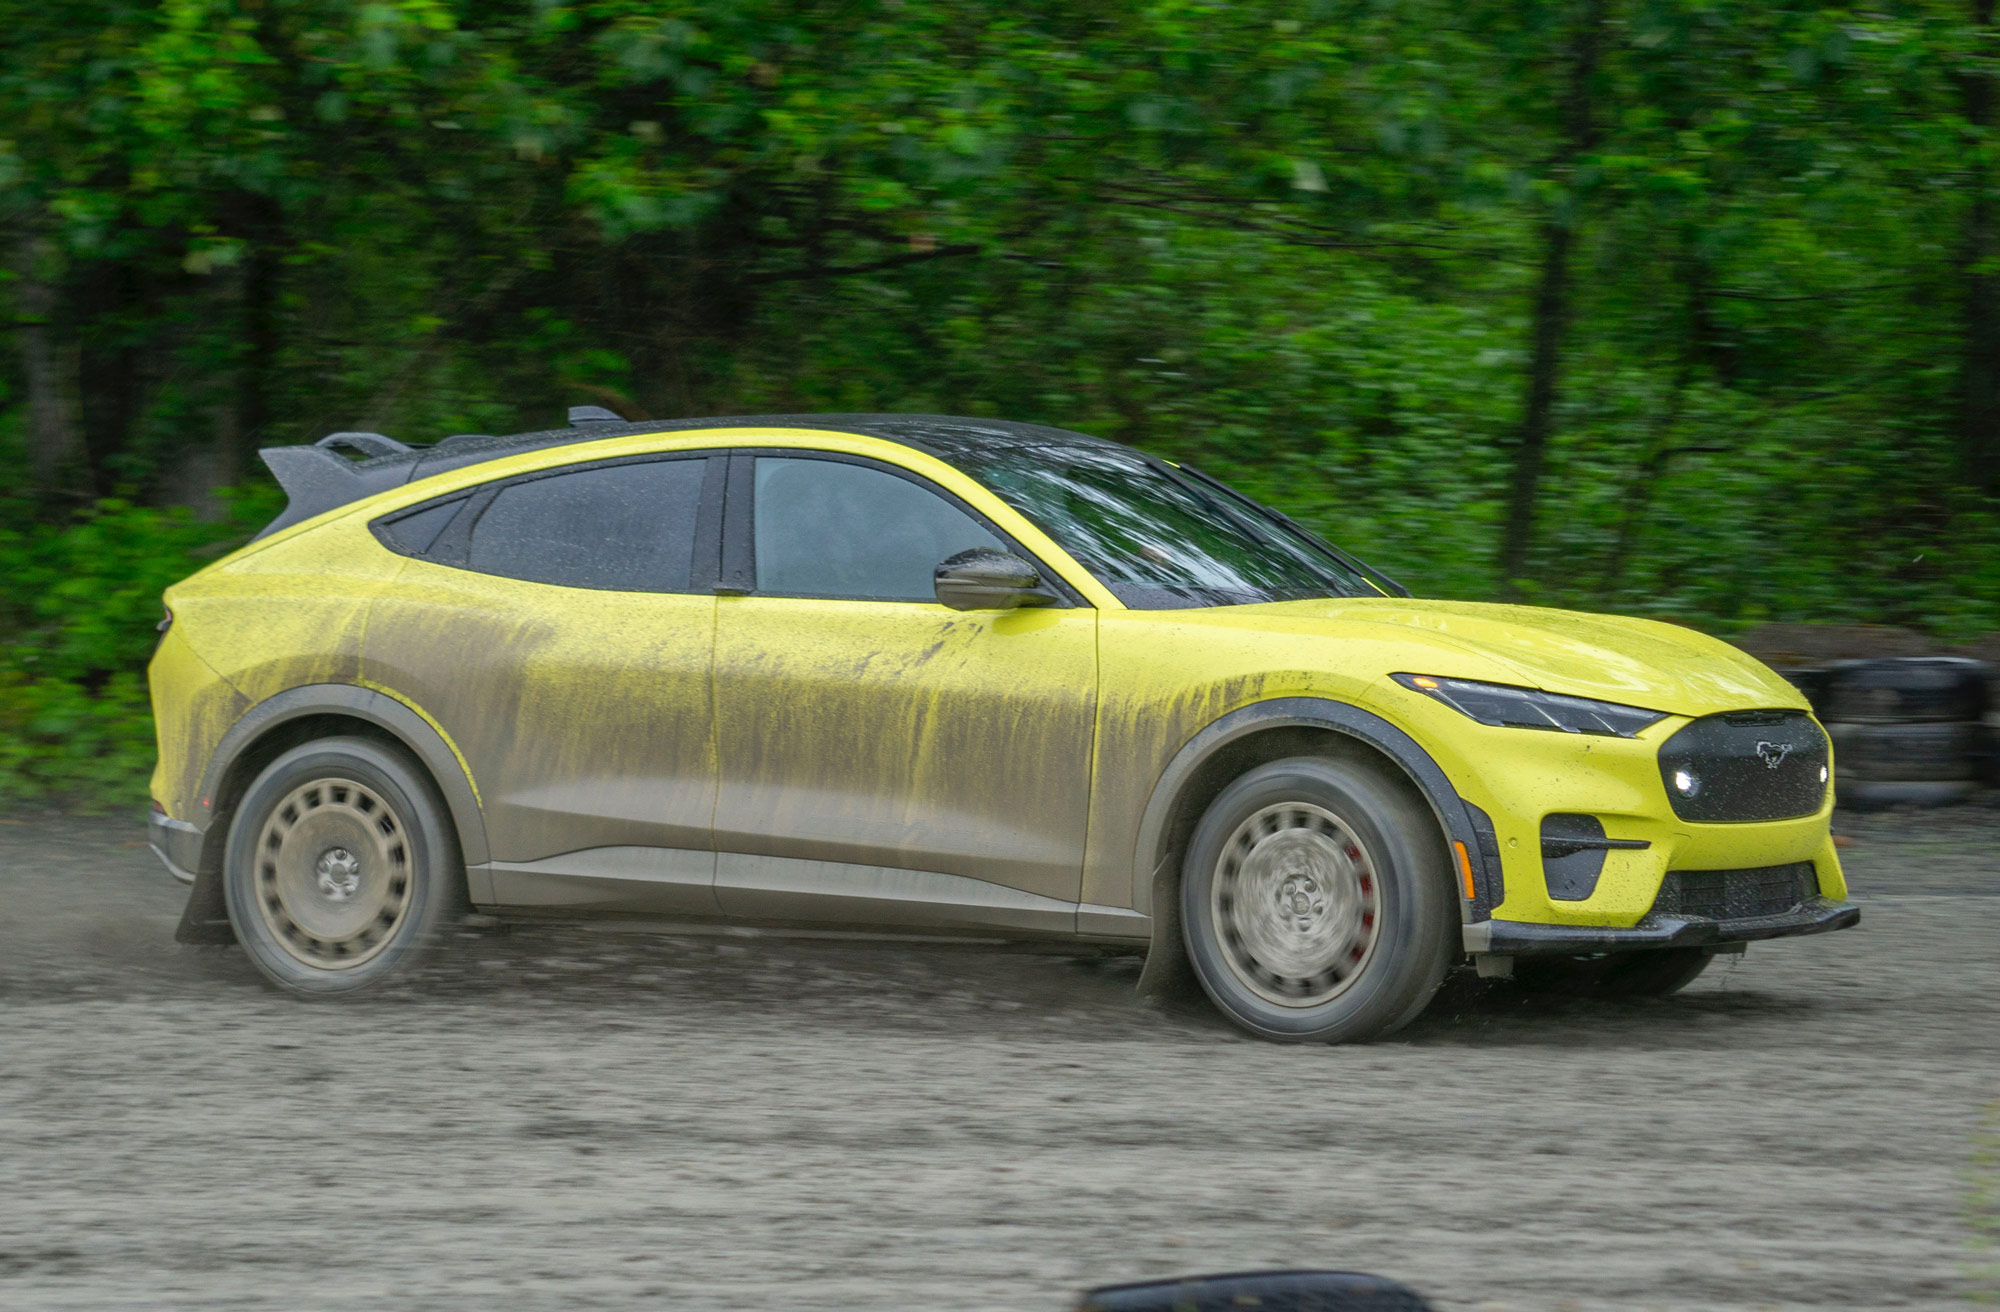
1226;597;1805;719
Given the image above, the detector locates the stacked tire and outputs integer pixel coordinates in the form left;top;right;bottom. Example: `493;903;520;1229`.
1820;657;1990;809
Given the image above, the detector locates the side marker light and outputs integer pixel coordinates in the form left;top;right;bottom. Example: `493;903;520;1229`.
1453;841;1476;900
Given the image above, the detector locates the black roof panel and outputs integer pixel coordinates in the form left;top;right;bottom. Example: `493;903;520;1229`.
255;413;1120;539
416;412;1118;476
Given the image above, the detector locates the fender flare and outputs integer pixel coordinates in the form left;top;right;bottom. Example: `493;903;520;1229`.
1130;696;1497;992
176;684;489;944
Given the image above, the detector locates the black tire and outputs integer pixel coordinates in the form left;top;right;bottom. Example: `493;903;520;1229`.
1775;665;1833;718
1827;721;1983;782
1513;947;1714;998
1179;755;1457;1043
1837;778;1977;811
223;735;464;995
1821;657;1988;723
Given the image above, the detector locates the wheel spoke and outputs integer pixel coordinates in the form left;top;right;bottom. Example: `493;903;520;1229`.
252;775;415;972
1210;801;1383;1009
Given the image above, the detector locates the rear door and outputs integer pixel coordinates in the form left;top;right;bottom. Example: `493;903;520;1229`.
363;452;726;912
708;450;1099;933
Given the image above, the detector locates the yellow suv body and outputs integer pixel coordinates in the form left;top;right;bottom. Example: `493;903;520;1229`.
148;415;1855;1041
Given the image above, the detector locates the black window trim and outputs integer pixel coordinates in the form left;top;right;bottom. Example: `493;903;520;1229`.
722;448;1087;608
369;450;727;595
370;492;473;559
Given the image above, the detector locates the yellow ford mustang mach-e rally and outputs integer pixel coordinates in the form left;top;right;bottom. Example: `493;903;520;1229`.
147;413;1857;1042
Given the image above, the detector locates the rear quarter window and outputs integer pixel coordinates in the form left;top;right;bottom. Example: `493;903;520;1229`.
463;457;708;592
373;497;468;557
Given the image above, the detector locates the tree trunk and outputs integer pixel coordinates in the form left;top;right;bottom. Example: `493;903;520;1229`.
170;258;253;520
1496;0;1608;593
1961;0;2000;496
1600;230;1729;597
238;237;279;473
1499;218;1576;590
1599;362;1691;597
76;258;143;498
231;191;286;476
13;236;86;501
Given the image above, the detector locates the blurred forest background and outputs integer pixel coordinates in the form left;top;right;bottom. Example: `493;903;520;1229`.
6;0;2000;800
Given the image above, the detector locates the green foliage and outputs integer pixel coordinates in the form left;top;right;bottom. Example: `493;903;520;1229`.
0;488;278;806
5;0;2000;802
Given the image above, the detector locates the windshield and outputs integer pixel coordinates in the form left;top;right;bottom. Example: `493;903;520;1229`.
950;443;1383;608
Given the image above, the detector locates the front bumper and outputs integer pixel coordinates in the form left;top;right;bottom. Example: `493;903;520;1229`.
1464;896;1860;956
1370;685;1850;928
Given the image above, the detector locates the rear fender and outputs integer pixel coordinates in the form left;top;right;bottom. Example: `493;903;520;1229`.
175;684;487;943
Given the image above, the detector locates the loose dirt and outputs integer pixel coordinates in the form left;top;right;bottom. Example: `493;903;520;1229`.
1;804;1995;1311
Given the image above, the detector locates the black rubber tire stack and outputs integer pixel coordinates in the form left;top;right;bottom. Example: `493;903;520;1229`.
1983;661;2000;787
1821;657;1990;810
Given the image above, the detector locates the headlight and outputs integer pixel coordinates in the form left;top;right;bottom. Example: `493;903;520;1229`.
1392;673;1668;738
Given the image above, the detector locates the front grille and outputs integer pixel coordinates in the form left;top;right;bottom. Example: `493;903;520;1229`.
1652;863;1818;921
1658;710;1828;822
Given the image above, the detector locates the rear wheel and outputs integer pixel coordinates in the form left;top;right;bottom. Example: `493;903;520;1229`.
1513;947;1715;998
1180;756;1457;1043
223;736;462;995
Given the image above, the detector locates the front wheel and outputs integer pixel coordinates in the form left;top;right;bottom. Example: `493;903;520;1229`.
223;736;463;995
1180;756;1458;1043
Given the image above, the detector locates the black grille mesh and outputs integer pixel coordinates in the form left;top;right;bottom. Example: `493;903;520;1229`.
1651;863;1819;921
1657;710;1829;823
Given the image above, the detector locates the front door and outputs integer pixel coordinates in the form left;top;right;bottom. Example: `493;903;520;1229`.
363;452;724;913
710;451;1098;933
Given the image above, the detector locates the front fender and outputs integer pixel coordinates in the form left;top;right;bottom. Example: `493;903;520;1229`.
1131;696;1497;993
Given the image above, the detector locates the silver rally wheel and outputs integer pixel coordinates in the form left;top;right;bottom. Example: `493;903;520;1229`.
1211;801;1380;1006
253;776;413;969
224;735;462;995
1180;754;1455;1043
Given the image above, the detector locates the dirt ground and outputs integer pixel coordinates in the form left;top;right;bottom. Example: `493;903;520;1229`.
2;800;1996;1312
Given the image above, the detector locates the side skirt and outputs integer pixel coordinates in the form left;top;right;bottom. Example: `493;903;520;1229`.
476;847;1131;941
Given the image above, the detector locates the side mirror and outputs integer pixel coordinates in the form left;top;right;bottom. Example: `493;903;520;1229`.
934;548;1054;611
1077;1270;1433;1312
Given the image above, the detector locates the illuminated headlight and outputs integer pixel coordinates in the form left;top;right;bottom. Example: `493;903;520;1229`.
1819;765;1829;784
1392;674;1668;739
1672;768;1701;797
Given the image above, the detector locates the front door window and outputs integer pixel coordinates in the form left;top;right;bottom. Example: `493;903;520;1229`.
751;456;1003;601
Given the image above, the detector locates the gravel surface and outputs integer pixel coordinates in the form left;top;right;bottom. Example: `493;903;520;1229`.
2;806;1997;1312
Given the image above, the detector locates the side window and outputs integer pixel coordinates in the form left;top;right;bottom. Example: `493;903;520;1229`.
376;496;468;557
753;457;1003;602
465;458;707;592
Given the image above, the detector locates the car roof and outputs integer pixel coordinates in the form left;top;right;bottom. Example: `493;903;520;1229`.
256;413;1122;539
416;413;1120;476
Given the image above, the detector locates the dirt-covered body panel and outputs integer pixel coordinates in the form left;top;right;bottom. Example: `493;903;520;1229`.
149;416;1851;970
710;595;1097;907
363;556;720;863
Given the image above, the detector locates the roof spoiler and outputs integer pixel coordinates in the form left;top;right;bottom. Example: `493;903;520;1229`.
254;432;420;540
251;409;626;540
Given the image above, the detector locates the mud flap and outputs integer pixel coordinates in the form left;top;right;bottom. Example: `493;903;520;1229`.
1134;858;1201;1002
174;865;237;945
